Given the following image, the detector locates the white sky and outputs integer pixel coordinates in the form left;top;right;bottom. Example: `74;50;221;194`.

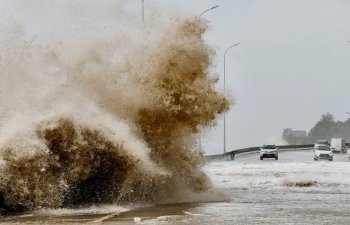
2;0;350;155
145;0;350;154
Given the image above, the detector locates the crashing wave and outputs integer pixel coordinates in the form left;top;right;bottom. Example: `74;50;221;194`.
0;5;229;212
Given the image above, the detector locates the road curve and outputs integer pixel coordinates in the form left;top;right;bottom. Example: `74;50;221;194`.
234;149;349;163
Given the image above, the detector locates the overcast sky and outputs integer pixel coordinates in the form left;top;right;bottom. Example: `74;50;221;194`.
142;0;350;154
2;0;350;155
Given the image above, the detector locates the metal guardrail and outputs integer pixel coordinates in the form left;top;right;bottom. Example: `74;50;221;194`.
204;144;315;162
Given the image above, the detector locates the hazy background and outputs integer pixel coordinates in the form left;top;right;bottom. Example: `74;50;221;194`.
2;0;350;155
140;0;350;154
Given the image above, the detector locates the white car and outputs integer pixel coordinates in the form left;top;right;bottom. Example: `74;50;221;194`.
260;145;279;160
314;140;330;149
314;145;333;161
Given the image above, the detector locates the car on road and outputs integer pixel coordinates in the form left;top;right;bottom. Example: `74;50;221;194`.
260;145;278;160
314;140;330;149
314;145;333;161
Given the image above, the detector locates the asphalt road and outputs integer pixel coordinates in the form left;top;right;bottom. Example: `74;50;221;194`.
234;148;349;163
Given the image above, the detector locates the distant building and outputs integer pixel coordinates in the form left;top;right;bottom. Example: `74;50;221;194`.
282;128;308;145
291;130;307;138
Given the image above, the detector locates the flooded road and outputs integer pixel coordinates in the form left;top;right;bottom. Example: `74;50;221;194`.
1;150;350;224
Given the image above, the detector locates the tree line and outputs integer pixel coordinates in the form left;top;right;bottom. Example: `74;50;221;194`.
282;113;350;144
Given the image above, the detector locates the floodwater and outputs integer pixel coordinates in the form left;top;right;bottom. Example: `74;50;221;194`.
1;150;350;224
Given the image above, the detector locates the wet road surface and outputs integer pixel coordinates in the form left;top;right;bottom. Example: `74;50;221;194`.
1;150;350;224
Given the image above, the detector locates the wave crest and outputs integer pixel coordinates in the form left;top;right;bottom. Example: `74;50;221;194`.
0;14;229;211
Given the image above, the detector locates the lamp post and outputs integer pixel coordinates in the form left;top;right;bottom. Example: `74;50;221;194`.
200;5;219;17
197;6;219;152
223;43;240;154
141;0;144;22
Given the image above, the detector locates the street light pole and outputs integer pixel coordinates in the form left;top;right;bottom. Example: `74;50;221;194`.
197;5;219;153
141;0;144;22
200;5;219;17
223;43;240;154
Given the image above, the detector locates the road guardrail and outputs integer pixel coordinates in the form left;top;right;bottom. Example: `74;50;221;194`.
204;144;316;162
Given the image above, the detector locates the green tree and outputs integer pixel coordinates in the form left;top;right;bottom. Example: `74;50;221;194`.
283;113;350;145
307;113;335;143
